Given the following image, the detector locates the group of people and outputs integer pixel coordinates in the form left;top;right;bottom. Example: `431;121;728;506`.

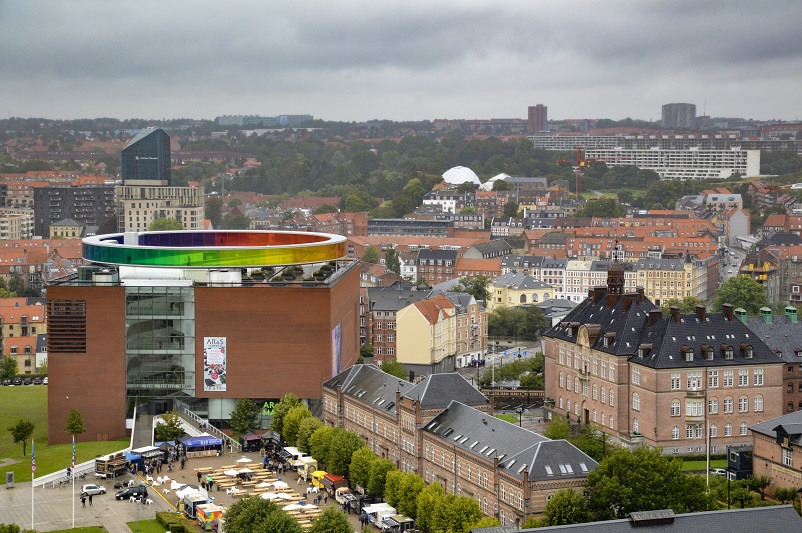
79;492;93;508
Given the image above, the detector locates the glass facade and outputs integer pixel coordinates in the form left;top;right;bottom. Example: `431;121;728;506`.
125;286;195;415
121;128;171;185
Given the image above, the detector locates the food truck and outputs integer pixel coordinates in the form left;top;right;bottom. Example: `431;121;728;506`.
183;492;208;519
196;503;223;531
311;470;327;489
296;456;319;481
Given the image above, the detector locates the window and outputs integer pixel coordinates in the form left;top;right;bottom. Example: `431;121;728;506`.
633;418;639;434
723;370;733;387
633;393;640;411
671;372;681;390
783;448;793;467
738;396;748;413
708;370;718;388
710;424;717;438
609;364;616;381
559;372;564;388
672;426;680;440
684;348;694;362
740;422;748;436
671;399;681;416
753;368;764;386
609;390;615;407
601;388;606;404
592;384;598;400
709;397;719;414
738;369;749;386
687;371;702;390
632;367;640;385
723;397;734;413
724;423;733;436
754;395;764;412
686;401;703;417
686;425;695;438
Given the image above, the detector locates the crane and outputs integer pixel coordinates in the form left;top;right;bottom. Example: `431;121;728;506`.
556;147;592;200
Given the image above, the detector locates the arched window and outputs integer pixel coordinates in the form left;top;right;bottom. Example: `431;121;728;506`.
710;424;717;437
738;395;749;413
592;384;598;400
532;293;538;302
520;294;527;304
740;422;748;435
754;395;764;412
559;372;564;388
671;399;681;416
609;390;615;406
724;423;733;436
501;484;506;502
518;491;523;510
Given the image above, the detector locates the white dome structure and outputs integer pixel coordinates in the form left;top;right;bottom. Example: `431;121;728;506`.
479;172;510;191
442;166;481;186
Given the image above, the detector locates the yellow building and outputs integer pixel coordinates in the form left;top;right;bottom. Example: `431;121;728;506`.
50;218;84;239
633;257;702;306
487;272;554;312
396;294;456;377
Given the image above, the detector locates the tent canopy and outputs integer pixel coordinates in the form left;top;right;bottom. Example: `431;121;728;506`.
180;434;222;447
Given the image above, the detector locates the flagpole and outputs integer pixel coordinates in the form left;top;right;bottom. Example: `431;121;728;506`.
72;435;76;528
31;439;35;531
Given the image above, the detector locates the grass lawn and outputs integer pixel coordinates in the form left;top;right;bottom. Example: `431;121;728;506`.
0;386;129;482
682;458;727;471
126;520;168;533
494;414;519;424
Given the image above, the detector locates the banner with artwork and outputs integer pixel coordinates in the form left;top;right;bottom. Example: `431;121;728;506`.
203;337;227;391
331;322;342;377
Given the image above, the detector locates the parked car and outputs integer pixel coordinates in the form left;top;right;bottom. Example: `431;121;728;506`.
32;377;42;385
12;377;22;385
115;485;148;500
42;377;48;385
23;378;32;385
1;379;9;386
81;483;107;495
710;468;727;476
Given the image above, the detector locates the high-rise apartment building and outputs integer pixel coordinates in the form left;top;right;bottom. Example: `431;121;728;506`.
662;103;697;129
528;104;548;133
33;186;115;237
121;127;172;186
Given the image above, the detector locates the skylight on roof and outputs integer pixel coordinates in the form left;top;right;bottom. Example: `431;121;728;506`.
460;437;469;444
470;441;479;448
453;434;462;441
579;463;588;472
545;465;554;476
517;464;527;474
486;448;495;456
559;464;567;474
427;422;438;430
479;446;488;453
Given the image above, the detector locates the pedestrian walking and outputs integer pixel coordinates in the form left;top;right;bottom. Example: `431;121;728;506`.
323;493;328;504
80;494;87;508
89;494;93;506
197;471;202;483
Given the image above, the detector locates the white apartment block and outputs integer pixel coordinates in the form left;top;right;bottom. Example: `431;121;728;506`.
116;185;205;232
0;210;34;240
584;148;760;179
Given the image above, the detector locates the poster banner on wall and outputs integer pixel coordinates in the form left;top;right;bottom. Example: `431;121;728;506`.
204;337;227;391
331;322;342;378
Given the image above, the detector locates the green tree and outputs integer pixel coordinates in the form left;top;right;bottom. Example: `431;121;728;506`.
282;405;312;446
360;344;373;359
154;410;184;442
308;426;336;466
313;204;339;214
574;197;627;218
325;429;364;479
493;179;511;191
37;360;47;376
362;245;380;264
617;188;634;205
148;217;184;231
229;397;260;436
225;496;302;533
0;356;17;381
8;418;35;456
449;275;490;303
543;415;572;440
415;482;444;533
367;458;395;497
468;517;501;530
98;214;118;235
349;447;377;490
660;295;707;315
228;198;243;207
431;493;483;533
295;416;322;454
384;249;401;275
586;447;713;520
541;489;592;526
773;487;797;503
396;473;426;518
746;474;771;500
307;507;352;533
383;469;404;509
712;276;769;315
502;201;520;218
270;393;302;436
64;408;86;438
459;206;478;214
206;196;223;228
380;359;408;380
222;213;251;229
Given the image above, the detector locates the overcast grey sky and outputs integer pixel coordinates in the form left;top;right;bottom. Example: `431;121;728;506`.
1;0;800;122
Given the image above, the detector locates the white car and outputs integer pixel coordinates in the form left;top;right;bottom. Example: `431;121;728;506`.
81;483;107;495
710;468;727;477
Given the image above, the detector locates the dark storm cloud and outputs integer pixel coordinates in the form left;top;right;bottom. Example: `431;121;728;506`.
0;0;800;120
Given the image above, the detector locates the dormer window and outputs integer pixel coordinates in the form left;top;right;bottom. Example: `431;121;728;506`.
740;343;753;359
702;345;714;361
681;345;694;362
722;344;734;360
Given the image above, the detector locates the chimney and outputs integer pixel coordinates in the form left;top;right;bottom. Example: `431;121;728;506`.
669;305;681;324
785;305;798;324
589;288;597;303
695;304;707;323
734;308;748;324
722;303;734;321
623;293;636;311
648;309;662;327
760;307;773;324
636;286;645;304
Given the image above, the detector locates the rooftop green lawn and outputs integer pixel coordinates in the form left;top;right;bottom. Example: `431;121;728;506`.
0;386;129;482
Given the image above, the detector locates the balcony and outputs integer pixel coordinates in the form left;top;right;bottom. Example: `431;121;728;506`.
685;390;705;398
685;413;705;423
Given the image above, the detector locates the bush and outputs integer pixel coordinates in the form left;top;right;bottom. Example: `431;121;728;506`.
155;511;195;532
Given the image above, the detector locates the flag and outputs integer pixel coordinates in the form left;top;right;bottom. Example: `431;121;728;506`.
31;440;36;474
72;436;76;470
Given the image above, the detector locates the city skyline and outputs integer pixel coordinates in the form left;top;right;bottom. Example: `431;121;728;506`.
1;1;801;123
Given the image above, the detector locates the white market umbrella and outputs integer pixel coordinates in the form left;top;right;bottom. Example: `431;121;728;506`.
301;504;318;510
283;504;302;511
272;480;288;488
236;457;252;463
238;468;253;474
261;492;292;500
224;470;239;476
257;481;272;488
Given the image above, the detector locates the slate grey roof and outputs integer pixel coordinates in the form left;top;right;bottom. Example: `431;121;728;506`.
757;232;802;247
405;374;489;410
491;272;552;290
422;401;596;482
516;505;801;533
750;409;802;444
546;287;783;370
500;255;545;269
632;258;691;271
443;292;485;312
366;286;436;312
323;364;415;417
417;249;459;262
35;333;47;352
744;313;802;363
51;218;82;227
469;526;517;533
470;240;512;256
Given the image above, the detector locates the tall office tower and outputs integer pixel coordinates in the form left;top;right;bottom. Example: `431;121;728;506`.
528;104;548;132
661;103;697;129
116;128;205;231
121;127;171;186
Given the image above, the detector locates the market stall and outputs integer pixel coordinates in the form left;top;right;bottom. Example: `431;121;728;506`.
95;452;128;479
239;432;262;452
196;502;223;530
181;433;223;458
